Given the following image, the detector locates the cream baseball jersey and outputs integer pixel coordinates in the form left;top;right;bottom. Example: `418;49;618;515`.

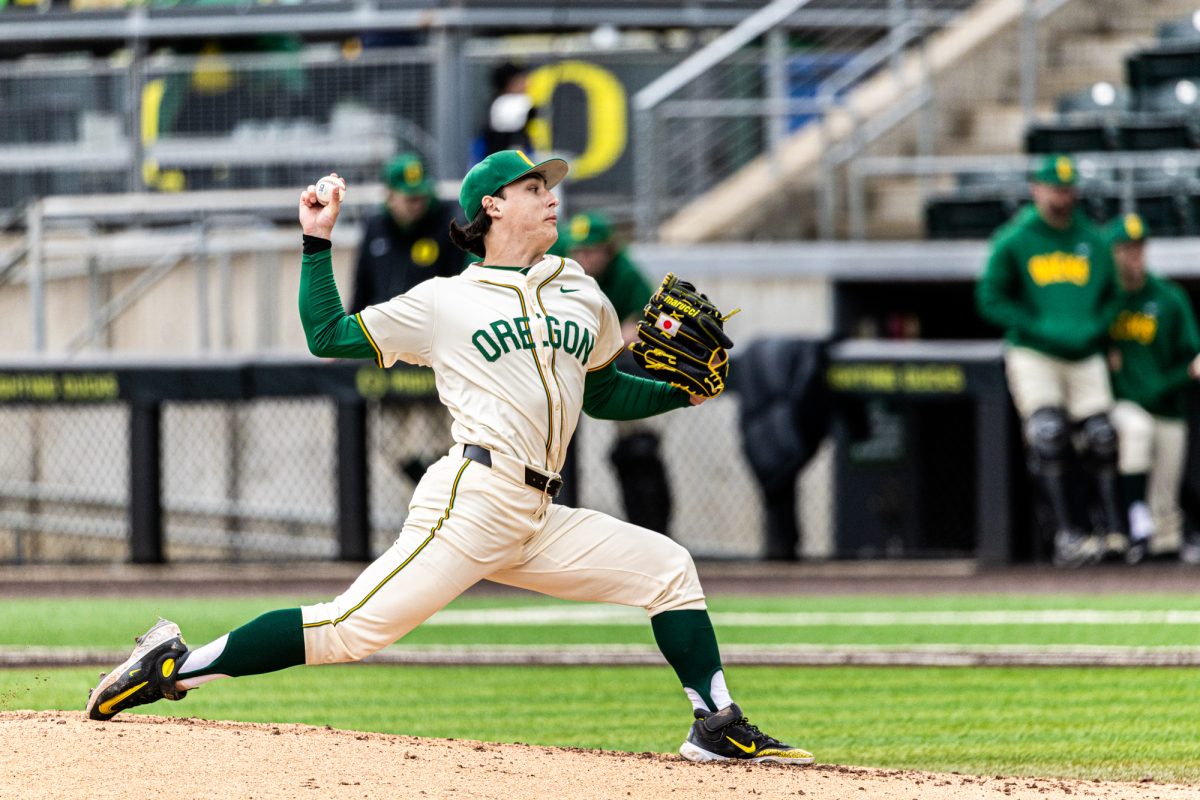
357;254;624;472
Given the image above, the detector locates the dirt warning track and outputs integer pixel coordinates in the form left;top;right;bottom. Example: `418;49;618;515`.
0;711;1194;800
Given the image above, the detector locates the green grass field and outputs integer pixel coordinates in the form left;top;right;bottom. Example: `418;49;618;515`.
2;592;1199;782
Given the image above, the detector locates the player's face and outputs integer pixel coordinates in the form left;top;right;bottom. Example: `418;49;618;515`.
386;191;429;226
492;174;559;248
1030;183;1076;226
1114;241;1147;290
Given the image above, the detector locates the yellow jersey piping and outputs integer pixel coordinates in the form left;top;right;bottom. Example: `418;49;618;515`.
354;312;384;369
302;459;471;630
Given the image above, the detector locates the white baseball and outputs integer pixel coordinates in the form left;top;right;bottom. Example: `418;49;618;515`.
315;175;346;205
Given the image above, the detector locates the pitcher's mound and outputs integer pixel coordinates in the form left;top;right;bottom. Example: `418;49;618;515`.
0;711;1191;799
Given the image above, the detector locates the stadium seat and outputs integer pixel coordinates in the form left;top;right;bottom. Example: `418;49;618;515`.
1024;121;1110;154
1084;190;1189;236
1136;79;1200;113
924;196;1018;240
1080;193;1122;225
1126;45;1200;95
1056;83;1130;115
1135;191;1188;235
1114;118;1197;150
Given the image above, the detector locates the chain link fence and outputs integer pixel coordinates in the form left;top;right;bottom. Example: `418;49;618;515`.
0;362;833;564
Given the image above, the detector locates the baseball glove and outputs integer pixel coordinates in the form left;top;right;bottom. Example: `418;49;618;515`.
629;273;737;399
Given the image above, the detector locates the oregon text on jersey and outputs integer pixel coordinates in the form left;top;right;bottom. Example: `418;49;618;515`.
471;315;597;365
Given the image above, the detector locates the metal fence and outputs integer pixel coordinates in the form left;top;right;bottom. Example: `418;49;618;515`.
633;0;977;237
0;46;436;213
0;359;834;564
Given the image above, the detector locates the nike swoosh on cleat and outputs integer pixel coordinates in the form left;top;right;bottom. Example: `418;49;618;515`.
97;681;148;716
725;737;757;754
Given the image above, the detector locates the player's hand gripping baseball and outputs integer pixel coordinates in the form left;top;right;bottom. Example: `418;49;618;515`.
299;173;344;239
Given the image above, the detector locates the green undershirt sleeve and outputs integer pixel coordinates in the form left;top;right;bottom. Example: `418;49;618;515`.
582;361;692;420
299;248;377;360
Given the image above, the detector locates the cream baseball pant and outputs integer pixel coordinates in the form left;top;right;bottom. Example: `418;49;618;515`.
1110;400;1189;548
1004;346;1113;421
301;445;707;664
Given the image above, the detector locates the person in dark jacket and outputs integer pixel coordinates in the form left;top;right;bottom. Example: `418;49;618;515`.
350;153;461;483
348;153;462;314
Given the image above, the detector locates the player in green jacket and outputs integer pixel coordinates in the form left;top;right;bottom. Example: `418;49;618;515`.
1104;214;1200;563
976;154;1124;566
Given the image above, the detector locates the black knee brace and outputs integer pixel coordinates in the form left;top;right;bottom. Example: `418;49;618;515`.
1078;413;1118;469
1078;412;1124;534
1025;407;1070;476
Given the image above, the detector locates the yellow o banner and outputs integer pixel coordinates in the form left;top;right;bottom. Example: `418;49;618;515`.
525;61;627;181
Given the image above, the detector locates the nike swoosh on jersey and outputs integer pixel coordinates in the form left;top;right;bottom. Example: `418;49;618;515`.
559;287;580;293
725;737;757;754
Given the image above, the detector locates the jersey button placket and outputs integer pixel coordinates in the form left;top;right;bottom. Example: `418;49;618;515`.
527;284;562;467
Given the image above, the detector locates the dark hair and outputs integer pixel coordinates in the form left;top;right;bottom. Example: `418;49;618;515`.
448;186;505;258
491;62;525;95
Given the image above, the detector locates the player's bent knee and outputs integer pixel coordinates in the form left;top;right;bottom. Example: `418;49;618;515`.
646;539;706;615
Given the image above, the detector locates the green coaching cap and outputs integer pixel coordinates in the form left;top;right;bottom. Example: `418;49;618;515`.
1106;212;1148;245
564;211;614;247
1030;153;1078;186
459;150;569;221
383;153;433;195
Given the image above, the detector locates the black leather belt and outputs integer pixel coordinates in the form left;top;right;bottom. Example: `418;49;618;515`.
462;444;562;499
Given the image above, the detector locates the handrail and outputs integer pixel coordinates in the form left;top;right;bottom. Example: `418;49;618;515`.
633;0;817;113
64;248;191;355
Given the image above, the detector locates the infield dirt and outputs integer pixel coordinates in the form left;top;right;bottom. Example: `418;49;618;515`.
1;711;1194;800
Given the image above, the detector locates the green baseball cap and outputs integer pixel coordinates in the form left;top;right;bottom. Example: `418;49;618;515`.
459;150;568;221
564;211;613;247
383;153;433;195
1031;154;1078;186
1106;213;1148;245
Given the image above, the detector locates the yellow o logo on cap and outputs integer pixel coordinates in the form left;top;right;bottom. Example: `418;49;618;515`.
404;161;424;187
412;238;439;266
1124;214;1144;241
569;215;591;242
1055;156;1074;183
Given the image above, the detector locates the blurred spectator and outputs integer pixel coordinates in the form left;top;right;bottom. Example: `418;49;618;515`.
552;211;670;535
976;154;1124;566
1104;213;1200;563
475;62;536;160
348;153;461;484
348;153;462;314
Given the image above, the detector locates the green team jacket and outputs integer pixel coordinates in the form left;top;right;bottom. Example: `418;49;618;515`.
1109;273;1200;419
976;205;1122;361
596;250;654;322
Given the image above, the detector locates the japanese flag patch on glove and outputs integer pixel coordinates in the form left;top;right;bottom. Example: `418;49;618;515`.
629;273;738;399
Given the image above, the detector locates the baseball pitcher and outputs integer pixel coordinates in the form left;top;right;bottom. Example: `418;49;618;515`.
85;150;813;766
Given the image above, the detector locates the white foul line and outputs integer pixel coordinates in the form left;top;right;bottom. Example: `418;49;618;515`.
424;607;1200;626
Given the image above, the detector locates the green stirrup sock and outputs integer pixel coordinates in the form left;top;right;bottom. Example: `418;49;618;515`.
651;609;723;710
179;608;306;678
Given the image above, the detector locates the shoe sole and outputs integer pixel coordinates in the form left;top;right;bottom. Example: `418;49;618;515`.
84;619;183;721
679;741;814;765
